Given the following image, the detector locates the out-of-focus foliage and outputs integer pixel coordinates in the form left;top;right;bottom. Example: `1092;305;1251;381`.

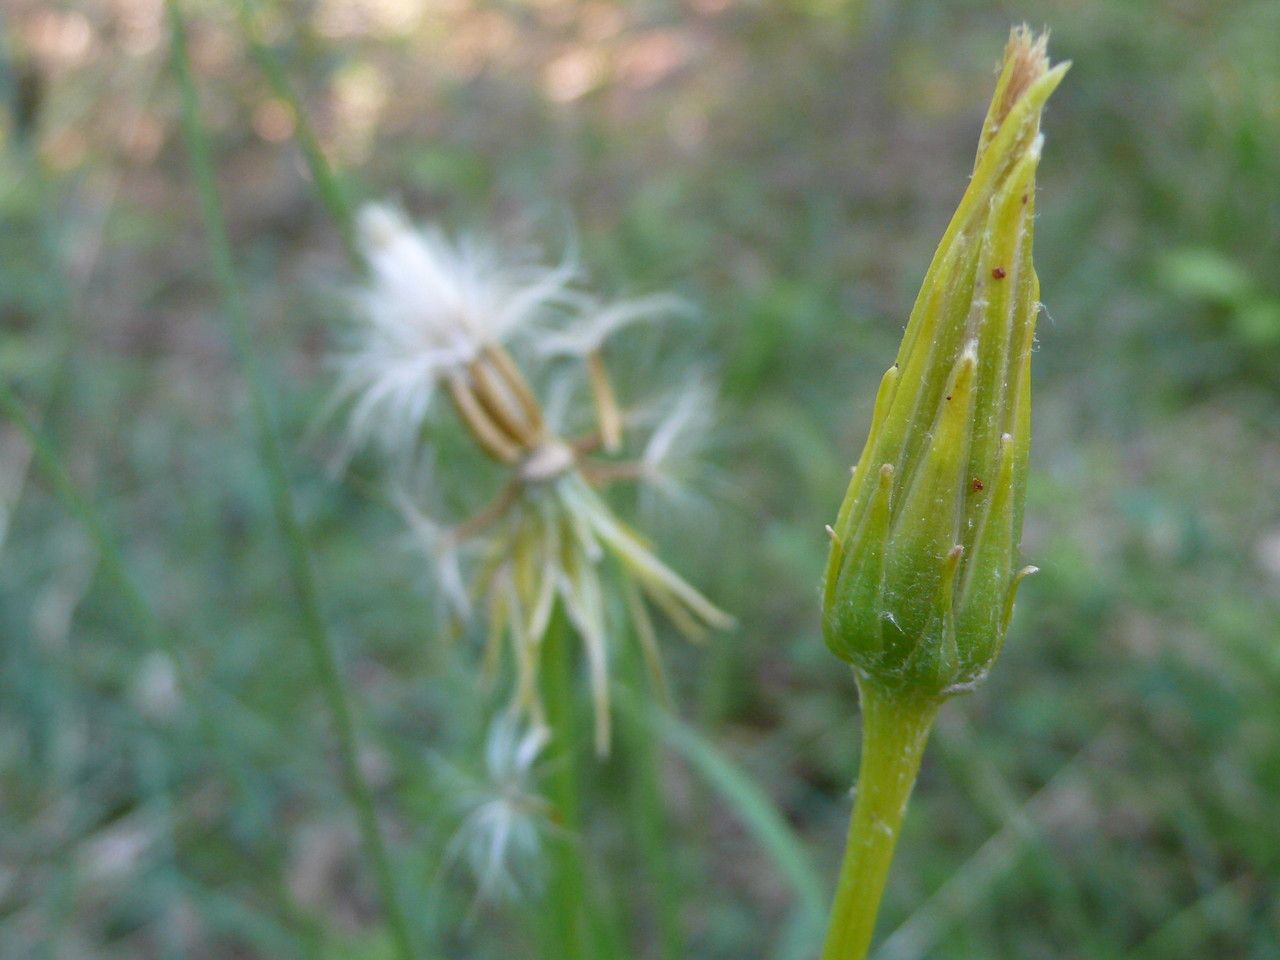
1;0;1278;958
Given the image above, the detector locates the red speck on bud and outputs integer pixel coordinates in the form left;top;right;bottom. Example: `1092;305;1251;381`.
992;266;1007;279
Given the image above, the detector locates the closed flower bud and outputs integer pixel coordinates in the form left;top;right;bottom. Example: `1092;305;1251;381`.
823;29;1067;698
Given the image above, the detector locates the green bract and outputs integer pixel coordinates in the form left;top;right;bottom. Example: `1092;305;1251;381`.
823;30;1068;698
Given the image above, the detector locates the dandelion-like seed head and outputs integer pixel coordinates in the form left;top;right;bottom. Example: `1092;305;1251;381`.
336;204;732;754
338;205;575;456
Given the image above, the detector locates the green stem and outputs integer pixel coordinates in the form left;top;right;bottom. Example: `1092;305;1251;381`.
820;682;940;960
236;0;362;267
541;611;588;960
0;386;161;646
165;4;416;958
619;647;682;960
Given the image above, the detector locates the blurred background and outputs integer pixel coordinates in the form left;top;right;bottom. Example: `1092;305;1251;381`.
2;0;1279;957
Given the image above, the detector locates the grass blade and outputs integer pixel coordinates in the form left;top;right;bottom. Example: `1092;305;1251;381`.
165;3;417;957
236;0;361;265
615;689;826;954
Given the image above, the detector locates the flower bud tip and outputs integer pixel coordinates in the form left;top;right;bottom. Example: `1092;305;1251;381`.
822;28;1063;699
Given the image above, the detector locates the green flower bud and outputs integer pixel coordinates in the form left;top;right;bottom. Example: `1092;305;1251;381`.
823;29;1067;698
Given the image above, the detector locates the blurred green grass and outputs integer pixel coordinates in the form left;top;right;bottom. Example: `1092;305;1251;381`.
2;0;1279;957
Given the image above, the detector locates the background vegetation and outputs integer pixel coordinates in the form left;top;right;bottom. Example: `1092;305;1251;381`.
2;0;1278;957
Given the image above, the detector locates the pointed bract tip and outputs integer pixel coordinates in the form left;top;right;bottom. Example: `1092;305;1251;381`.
997;27;1051;126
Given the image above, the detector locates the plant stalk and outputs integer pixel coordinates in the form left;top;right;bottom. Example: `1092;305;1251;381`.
820;682;940;960
237;0;361;266
166;4;416;958
619;643;682;960
541;609;589;960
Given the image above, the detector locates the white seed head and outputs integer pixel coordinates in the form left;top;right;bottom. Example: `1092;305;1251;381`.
332;207;732;757
337;204;575;457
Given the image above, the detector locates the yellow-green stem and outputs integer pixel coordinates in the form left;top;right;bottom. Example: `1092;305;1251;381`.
820;682;940;960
